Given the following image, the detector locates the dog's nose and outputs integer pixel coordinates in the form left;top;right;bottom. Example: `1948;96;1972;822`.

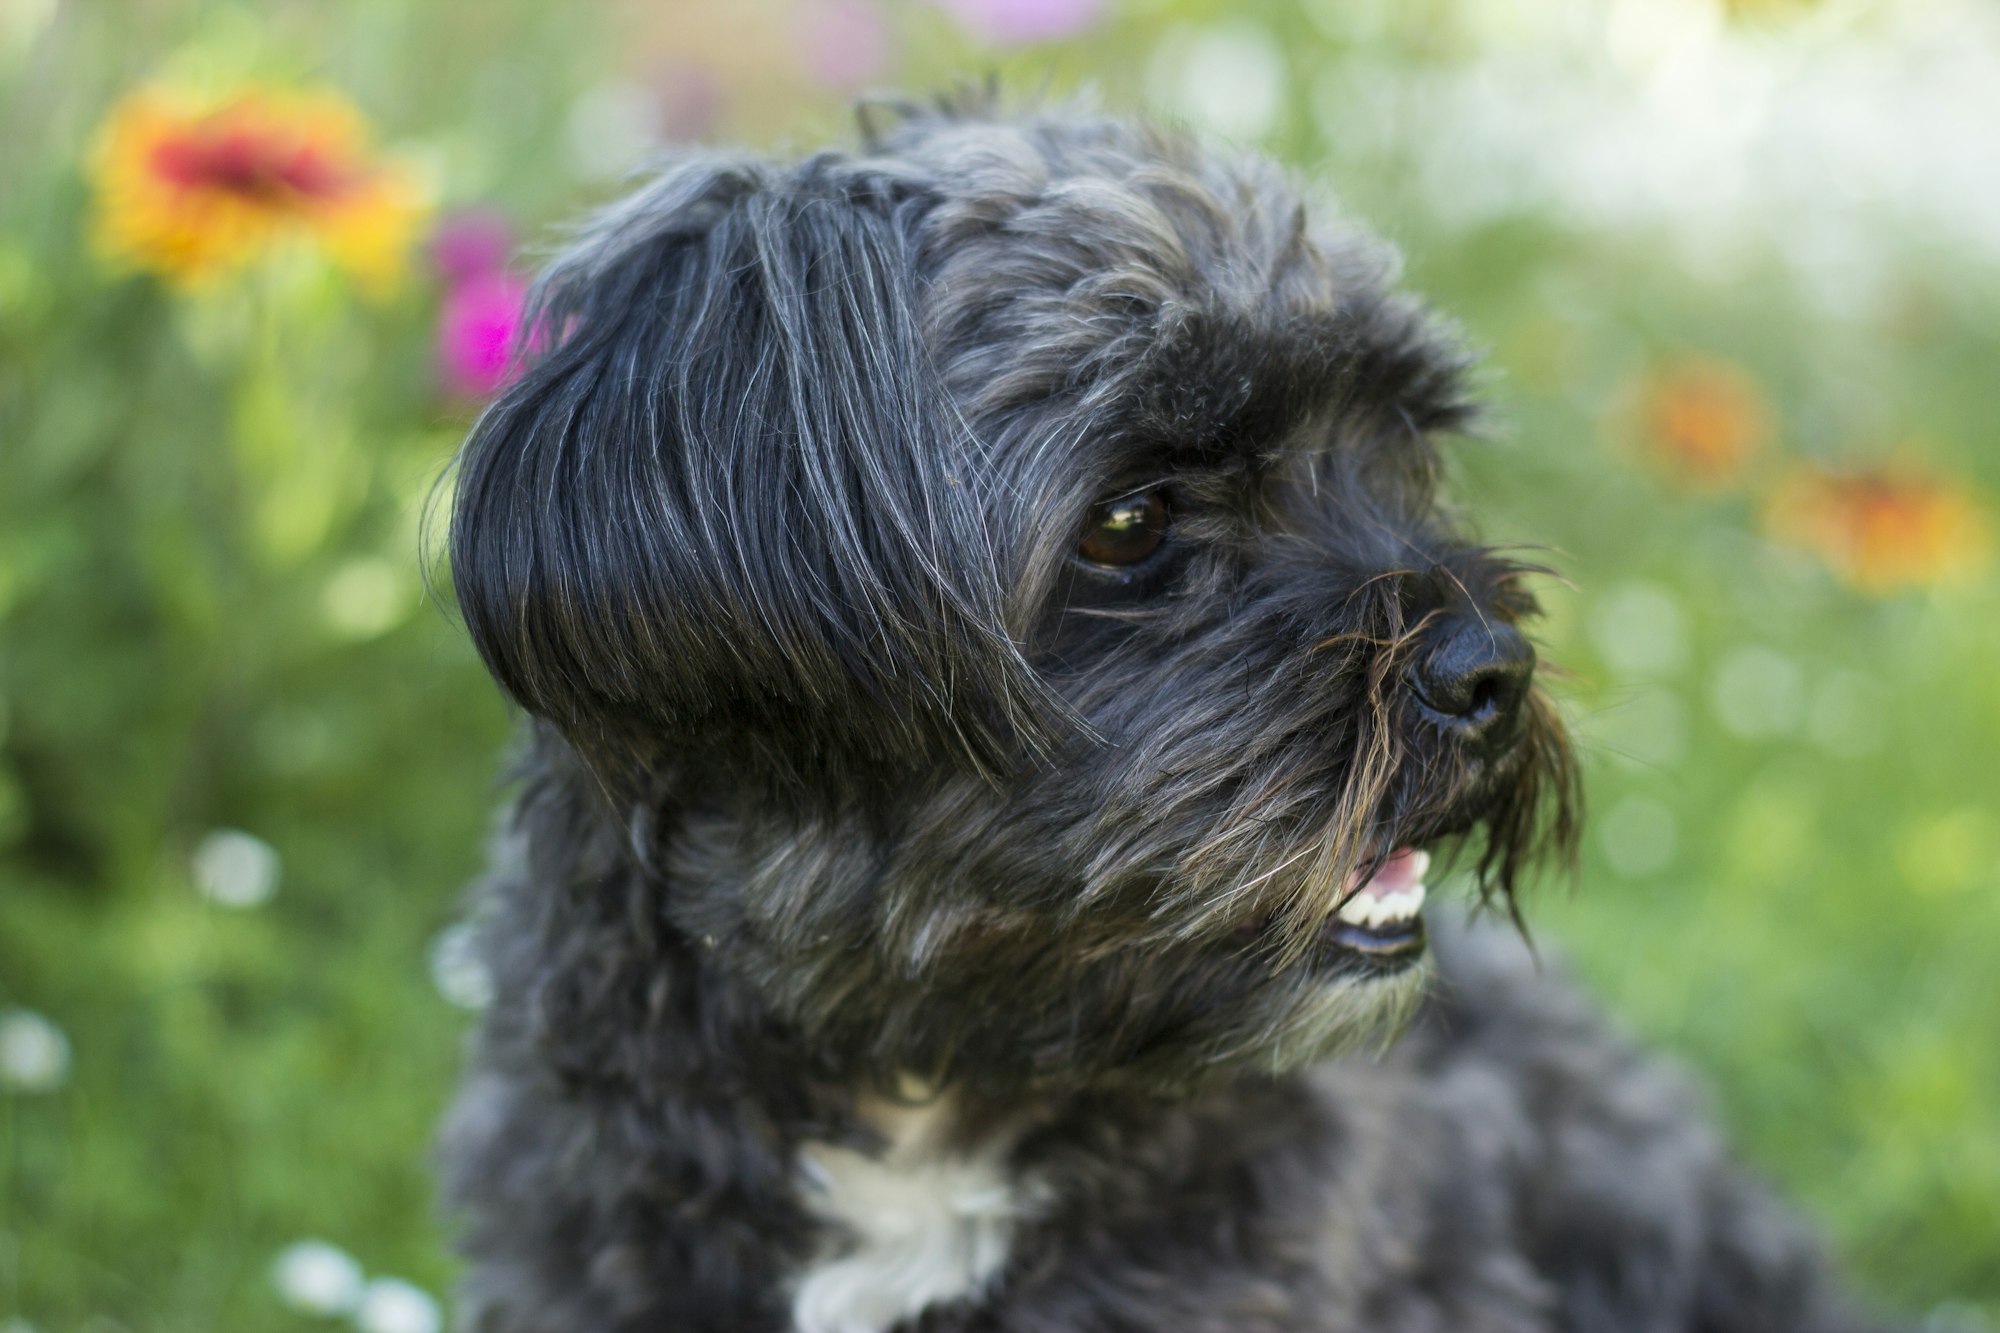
1409;616;1535;753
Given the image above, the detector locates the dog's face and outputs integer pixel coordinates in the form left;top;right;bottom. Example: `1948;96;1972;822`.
450;103;1578;1097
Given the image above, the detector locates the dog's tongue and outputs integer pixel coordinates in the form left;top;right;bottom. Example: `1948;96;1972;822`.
1347;848;1429;899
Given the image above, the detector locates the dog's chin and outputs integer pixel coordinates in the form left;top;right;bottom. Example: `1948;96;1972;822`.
1108;955;1435;1098
1087;865;1438;1096
1108;845;1447;1092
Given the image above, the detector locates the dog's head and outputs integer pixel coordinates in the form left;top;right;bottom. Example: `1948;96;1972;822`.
450;98;1579;1096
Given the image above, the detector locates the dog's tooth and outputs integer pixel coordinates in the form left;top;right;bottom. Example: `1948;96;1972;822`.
1407;850;1432;881
1333;880;1430;931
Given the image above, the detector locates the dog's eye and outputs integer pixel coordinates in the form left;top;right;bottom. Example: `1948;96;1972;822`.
1077;490;1170;567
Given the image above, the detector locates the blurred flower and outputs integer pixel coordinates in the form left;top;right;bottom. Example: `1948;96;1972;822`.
272;1240;365;1316
797;0;892;89
191;828;281;908
1765;464;1990;592
935;0;1104;45
0;1008;71;1093
429;209;513;285
429;209;531;399
89;84;426;292
1631;357;1771;491
438;269;529;399
428;923;495;1010
354;1278;441;1333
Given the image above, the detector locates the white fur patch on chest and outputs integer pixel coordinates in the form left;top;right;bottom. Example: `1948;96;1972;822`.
791;1086;1034;1333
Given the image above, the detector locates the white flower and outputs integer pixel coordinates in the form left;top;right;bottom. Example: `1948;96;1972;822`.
272;1239;365;1316
0;1008;71;1093
428;923;494;1010
354;1278;442;1333
192;829;281;908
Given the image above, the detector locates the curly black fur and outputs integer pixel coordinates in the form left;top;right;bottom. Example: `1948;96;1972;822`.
438;96;1896;1332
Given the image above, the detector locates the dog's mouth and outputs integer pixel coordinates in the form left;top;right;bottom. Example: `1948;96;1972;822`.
1321;848;1429;962
1226;846;1435;975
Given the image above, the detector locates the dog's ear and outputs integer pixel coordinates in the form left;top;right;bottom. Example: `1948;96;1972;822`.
448;155;1058;781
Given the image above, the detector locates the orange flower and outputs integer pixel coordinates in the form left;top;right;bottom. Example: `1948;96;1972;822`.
1766;464;1989;592
89;84;427;293
1632;357;1771;491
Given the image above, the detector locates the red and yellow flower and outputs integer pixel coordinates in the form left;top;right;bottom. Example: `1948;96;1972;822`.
90;84;427;293
1630;357;1772;492
1765;463;1989;592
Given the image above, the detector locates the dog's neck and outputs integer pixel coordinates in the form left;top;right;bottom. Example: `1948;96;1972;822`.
487;746;1055;1331
494;744;1193;1332
791;1079;1042;1333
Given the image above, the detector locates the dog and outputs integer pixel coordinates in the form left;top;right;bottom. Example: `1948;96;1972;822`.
438;95;1897;1332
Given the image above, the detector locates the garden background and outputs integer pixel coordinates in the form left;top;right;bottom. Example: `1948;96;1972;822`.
2;0;1997;1329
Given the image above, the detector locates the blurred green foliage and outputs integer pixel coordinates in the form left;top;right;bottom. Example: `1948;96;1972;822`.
2;1;1996;1329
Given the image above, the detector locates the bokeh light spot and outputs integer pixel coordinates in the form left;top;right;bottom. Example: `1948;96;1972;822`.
191;828;281;908
1897;810;1991;898
355;1278;442;1333
428;923;495;1011
1590;581;1691;677
322;557;414;640
1149;22;1285;141
1711;645;1805;738
271;1240;365;1316
0;1008;71;1093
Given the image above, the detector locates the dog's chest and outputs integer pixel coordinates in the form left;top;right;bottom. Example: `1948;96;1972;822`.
790;1091;1036;1333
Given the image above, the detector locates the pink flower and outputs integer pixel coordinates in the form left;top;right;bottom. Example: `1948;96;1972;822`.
934;0;1104;45
797;0;892;89
438;269;528;398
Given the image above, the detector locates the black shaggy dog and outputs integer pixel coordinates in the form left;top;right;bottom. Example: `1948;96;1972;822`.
439;97;1896;1332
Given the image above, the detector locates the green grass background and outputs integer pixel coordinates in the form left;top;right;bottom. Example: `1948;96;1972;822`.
2;0;1996;1328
